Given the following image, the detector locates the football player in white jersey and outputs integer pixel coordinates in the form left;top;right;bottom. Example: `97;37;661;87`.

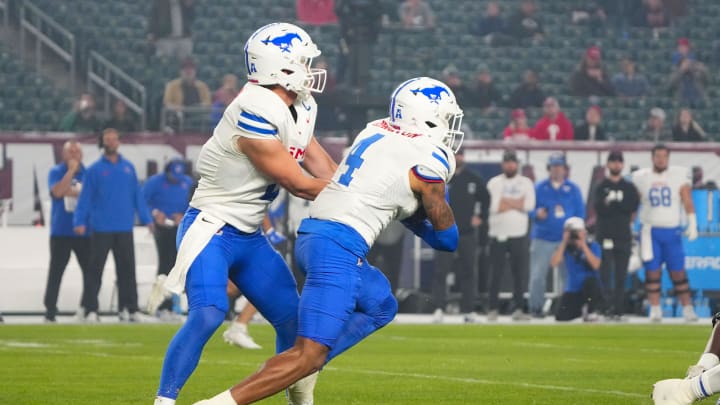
631;144;698;323
153;23;337;405
194;77;462;405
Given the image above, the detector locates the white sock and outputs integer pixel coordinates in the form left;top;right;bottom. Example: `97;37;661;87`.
698;353;720;370
153;396;176;405
205;389;236;405
691;364;720;399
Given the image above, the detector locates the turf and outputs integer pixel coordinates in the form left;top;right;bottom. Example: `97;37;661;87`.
0;322;711;404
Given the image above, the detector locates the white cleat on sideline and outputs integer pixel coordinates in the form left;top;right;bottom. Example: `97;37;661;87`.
683;306;699;323
649;306;663;323
652;378;696;405
222;322;261;349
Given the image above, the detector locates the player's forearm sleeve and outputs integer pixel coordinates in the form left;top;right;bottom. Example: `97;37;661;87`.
402;219;458;251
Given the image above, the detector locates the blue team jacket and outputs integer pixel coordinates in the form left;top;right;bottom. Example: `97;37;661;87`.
48;162;87;237
532;178;585;242
142;172;193;218
73;154;152;232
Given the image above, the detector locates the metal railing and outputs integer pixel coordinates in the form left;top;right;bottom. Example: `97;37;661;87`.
161;105;216;133
19;0;75;87
87;51;147;131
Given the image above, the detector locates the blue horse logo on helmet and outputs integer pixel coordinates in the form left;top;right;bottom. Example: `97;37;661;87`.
410;86;450;104
261;32;302;53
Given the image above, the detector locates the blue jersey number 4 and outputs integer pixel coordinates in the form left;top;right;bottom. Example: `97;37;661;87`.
338;133;384;186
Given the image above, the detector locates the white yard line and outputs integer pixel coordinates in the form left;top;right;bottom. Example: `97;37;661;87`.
1;345;646;399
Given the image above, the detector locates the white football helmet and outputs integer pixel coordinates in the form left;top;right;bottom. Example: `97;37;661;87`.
244;23;326;98
389;77;464;152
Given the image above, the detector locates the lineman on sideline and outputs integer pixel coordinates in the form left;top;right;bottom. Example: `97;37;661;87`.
631;144;698;322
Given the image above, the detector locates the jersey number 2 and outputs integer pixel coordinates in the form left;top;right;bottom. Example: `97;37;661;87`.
649;186;671;207
338;133;384;186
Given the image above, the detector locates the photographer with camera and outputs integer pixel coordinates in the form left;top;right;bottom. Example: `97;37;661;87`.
551;217;604;322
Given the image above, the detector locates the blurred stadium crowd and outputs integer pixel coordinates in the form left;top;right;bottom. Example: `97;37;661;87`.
1;0;720;140
0;0;718;324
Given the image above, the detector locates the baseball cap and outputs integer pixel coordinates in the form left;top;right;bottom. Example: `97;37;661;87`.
564;216;585;231
502;149;518;162
166;160;186;175
547;152;566;166
678;37;691;47
511;109;526;119
607;150;624;162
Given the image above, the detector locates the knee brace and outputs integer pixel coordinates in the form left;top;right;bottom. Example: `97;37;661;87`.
645;281;661;294
672;277;691;296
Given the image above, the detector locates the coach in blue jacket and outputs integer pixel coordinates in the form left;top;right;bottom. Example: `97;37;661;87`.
528;153;585;317
73;128;153;322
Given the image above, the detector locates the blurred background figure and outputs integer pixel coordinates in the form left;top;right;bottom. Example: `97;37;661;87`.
574;105;606;141
432;148;489;323
468;64;502;111
672;108;706;142
508;69;545;109
163;58;211;110
73;129;153;322
569;45;615;97
528;153;585;318
335;0;383;91
612;58;649;98
551;217;604;322
503;109;533;141
486;150;535;321
59;93;101;133
533;97;574;141
472;1;513;46
639;107;671;142
399;0;435;30
669;55;708;108
593;151;638;320
508;0;544;44
44;141;90;323
147;0;195;59
210;73;239;128
143;159;193;319
296;0;338;26
104;100;139;134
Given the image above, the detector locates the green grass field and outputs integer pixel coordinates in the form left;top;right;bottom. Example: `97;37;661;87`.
0;322;712;404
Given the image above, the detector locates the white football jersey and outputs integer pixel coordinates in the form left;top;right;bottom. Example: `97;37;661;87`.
190;83;317;232
632;166;690;227
309;119;456;247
